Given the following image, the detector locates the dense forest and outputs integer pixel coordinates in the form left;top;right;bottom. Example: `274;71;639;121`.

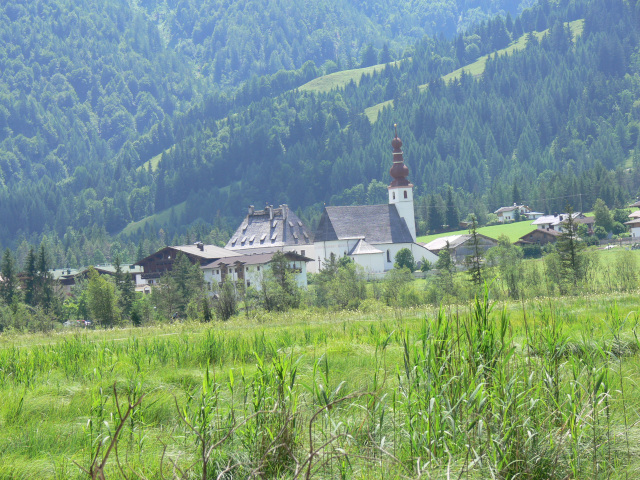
0;0;639;270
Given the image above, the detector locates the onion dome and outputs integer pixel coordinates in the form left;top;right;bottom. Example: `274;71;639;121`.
389;124;412;188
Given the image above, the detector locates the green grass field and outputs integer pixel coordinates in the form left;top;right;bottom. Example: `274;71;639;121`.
298;61;402;94
120;201;186;237
417;219;539;244
137;147;172;173
2;288;640;479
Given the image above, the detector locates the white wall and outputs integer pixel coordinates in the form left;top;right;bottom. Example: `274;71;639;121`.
350;252;385;272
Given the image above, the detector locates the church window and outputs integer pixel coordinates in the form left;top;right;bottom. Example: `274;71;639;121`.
404;191;408;199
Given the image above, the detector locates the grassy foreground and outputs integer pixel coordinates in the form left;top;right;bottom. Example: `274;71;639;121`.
2;291;640;479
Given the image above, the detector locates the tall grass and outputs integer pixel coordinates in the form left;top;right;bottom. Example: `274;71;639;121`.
0;293;639;478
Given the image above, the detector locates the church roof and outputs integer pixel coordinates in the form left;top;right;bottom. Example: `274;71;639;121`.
314;204;414;244
226;204;313;251
348;239;384;255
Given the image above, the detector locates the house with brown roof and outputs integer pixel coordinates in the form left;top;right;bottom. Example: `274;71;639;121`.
135;243;240;287
515;228;562;246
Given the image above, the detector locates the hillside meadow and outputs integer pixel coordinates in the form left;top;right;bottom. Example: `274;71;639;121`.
3;280;640;478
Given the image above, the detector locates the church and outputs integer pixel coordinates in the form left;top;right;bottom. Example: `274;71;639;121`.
226;128;438;273
312;128;437;272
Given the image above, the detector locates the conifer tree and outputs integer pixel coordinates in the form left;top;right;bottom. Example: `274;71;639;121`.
114;255;135;319
0;248;18;306
465;215;483;287
445;188;459;229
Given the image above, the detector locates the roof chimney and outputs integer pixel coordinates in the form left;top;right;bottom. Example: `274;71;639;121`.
196;241;204;251
269;205;274;221
248;205;254;216
282;204;288;220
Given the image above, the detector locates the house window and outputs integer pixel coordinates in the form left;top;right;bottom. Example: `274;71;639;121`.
387;250;391;263
257;266;260;271
301;250;305;256
392;192;396;200
404;191;408;199
247;280;251;287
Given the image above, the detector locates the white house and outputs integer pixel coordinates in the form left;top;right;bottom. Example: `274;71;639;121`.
313;129;438;272
625;210;640;238
423;234;499;264
493;204;533;223
531;212;587;233
201;251;311;292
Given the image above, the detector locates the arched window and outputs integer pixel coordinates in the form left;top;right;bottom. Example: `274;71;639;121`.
404;190;408;199
387;250;391;263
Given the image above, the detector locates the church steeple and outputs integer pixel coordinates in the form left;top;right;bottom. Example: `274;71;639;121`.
388;125;416;241
389;124;413;188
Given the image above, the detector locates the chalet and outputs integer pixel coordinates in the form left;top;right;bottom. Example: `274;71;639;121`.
313;129;438;272
50;264;144;295
494;204;532;223
626;202;640;238
531;212;588;233
134;243;240;287
422;234;498;264
201;251;311;291
515;228;562;246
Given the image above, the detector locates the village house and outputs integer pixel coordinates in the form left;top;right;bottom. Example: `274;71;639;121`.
625;203;640;237
515;228;562;246
493;204;534;223
50;264;144;295
134;243;240;287
201;251;311;291
422;234;498;264
531;212;589;233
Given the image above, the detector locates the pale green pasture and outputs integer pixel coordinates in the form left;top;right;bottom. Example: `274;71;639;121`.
298;61;402;94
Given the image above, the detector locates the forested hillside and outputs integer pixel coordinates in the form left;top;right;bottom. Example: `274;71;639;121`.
153;0;640;231
0;0;534;266
1;0;639;270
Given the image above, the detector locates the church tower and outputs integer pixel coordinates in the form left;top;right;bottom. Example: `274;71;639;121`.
388;125;416;241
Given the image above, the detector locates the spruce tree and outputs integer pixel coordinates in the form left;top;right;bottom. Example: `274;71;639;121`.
0;248;18;306
445;188;459;229
465;215;483;287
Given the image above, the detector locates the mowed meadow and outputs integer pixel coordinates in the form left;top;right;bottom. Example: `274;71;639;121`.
3;288;640;479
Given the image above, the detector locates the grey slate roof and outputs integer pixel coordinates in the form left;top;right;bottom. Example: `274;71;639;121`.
172;244;241;260
314;204;414;244
348;239;383;255
202;252;312;269
226;205;313;251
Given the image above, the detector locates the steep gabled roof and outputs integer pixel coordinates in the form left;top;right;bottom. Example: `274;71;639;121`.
314;204;414;244
226;205;313;251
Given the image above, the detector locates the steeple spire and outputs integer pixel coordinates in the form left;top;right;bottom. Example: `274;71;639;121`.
389;124;412;188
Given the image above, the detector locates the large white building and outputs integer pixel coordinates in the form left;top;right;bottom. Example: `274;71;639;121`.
313;129;437;272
